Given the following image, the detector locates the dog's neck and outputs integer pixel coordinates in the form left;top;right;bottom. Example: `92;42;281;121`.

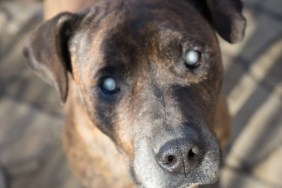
63;80;135;188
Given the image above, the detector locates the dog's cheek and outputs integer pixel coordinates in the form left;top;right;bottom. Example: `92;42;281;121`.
115;125;135;161
110;90;144;159
113;100;162;186
133;138;168;188
91;102;116;136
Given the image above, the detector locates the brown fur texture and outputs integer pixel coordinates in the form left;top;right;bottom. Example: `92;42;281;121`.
24;0;245;187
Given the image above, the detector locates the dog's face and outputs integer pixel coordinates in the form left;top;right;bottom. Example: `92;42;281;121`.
24;0;245;187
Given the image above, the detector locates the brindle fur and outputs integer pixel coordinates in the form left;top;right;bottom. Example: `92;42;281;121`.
24;0;245;187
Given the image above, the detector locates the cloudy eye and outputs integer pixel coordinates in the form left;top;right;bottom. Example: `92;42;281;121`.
184;50;201;68
100;77;120;95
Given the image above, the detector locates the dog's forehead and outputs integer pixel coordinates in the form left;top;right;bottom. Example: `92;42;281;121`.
73;0;217;86
97;0;212;45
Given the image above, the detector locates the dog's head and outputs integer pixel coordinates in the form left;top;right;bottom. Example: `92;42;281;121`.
24;0;245;187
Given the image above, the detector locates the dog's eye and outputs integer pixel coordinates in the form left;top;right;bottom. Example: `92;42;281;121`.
184;50;201;68
100;77;120;95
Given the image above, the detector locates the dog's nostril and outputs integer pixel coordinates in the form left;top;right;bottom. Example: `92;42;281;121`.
188;147;201;159
166;155;176;164
188;149;196;159
156;146;182;174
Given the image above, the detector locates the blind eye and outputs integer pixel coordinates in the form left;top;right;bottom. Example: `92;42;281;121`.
100;77;120;95
184;50;201;68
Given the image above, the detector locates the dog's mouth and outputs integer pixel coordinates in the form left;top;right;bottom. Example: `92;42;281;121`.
132;134;220;188
132;160;219;188
175;174;218;188
177;183;199;188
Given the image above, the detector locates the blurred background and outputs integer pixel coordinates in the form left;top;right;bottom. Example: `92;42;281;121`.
0;0;281;188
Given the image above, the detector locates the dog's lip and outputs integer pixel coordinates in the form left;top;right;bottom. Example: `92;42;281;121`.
174;173;218;188
177;181;217;188
176;183;199;188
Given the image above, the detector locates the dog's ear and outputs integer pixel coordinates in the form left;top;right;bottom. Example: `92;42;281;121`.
23;13;80;102
206;0;246;43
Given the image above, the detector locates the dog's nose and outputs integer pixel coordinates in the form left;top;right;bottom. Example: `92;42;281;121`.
155;139;204;175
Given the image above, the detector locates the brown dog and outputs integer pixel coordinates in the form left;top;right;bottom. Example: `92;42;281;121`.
24;0;246;187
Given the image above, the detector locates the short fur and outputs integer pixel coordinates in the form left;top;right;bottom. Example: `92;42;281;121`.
24;0;245;187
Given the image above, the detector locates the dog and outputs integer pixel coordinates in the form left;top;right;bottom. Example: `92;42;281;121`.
24;0;246;187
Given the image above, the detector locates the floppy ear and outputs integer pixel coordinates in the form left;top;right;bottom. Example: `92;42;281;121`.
23;12;80;102
206;0;246;43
